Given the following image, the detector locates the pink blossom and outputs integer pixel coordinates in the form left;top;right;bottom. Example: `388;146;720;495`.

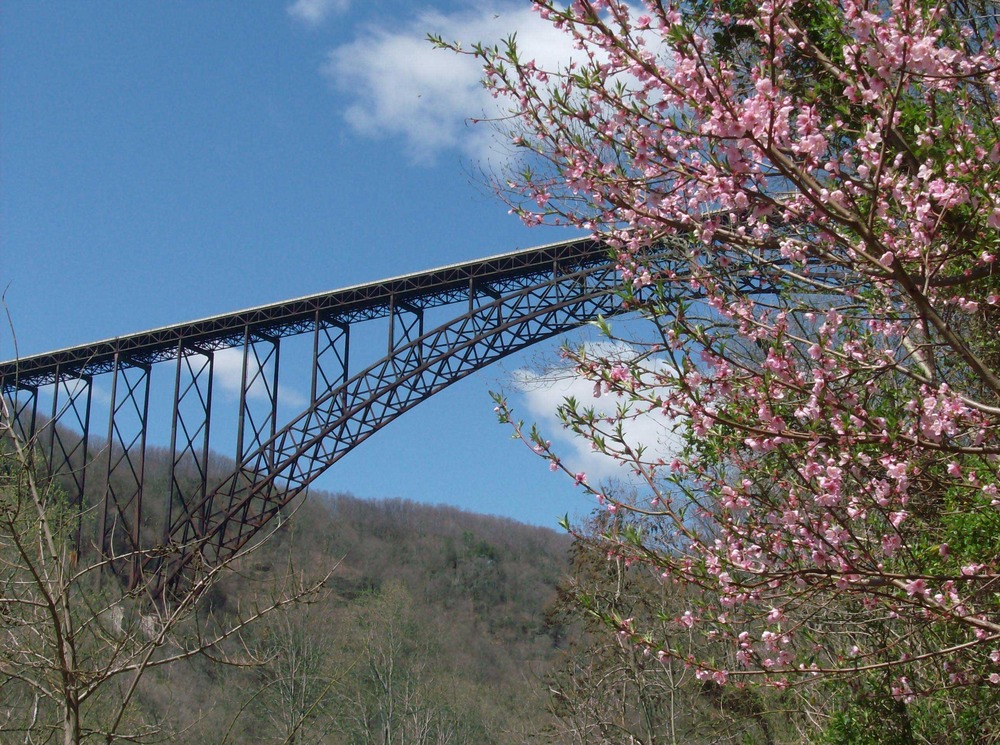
468;0;1000;692
609;364;631;383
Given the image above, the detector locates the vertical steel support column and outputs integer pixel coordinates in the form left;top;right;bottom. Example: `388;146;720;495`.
225;332;281;550
46;369;61;477
44;367;92;553
47;369;93;500
469;279;502;324
311;313;349;407
166;343;214;547
210;330;282;561
388;297;424;371
9;384;39;446
2;384;39;476
235;331;280;468
101;357;150;588
235;329;250;464
383;298;425;415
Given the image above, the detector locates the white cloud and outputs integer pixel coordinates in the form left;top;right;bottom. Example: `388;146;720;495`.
287;0;350;27
214;348;251;398
322;3;580;164
213;348;306;409
512;343;684;484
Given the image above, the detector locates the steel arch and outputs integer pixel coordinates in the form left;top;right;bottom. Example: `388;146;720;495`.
0;236;683;591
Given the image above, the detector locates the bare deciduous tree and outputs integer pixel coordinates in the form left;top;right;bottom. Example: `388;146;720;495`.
0;401;330;744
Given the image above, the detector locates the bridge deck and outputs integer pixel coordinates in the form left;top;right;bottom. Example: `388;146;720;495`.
1;236;605;389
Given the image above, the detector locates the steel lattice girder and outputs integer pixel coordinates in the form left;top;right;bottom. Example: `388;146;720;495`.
46;370;92;550
158;257;634;589
0;238;612;389
1;236;711;591
101;359;151;587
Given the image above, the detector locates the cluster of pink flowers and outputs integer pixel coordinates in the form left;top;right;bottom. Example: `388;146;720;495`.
468;0;1000;693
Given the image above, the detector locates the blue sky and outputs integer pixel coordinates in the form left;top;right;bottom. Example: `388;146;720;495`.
1;1;658;528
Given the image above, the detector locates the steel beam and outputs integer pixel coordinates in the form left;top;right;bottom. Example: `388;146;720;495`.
46;369;92;551
9;385;38;447
0;238;611;388
101;357;150;587
166;344;214;549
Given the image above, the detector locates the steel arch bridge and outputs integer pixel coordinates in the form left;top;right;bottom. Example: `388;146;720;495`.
3;236;665;592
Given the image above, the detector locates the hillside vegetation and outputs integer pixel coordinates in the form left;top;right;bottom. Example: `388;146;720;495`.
118;487;574;743
11;426;960;743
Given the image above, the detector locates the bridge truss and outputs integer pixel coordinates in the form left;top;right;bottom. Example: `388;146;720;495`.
2;236;665;592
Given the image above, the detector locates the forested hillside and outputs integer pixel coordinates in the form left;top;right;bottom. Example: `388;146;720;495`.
140;488;818;744
0;411;578;743
13;425;986;743
118;487;574;743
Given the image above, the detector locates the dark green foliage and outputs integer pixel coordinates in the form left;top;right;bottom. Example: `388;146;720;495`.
818;676;1000;745
821;695;918;745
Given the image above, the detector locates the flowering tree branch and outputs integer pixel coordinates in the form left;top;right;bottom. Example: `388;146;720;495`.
447;0;1000;703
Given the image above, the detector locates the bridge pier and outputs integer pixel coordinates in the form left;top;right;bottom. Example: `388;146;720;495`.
102;357;150;588
166;343;214;551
